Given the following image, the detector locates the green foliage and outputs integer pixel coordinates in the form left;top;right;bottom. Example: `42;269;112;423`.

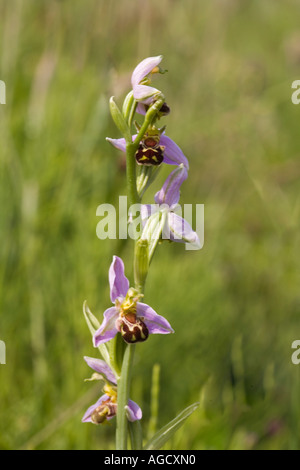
0;0;300;450
144;402;200;450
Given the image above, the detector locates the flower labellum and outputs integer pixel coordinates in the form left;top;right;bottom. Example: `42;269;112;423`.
115;287;150;344
135;127;165;166
106;132;189;170
120;313;149;344
90;396;118;424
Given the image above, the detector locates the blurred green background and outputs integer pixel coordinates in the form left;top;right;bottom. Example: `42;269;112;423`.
1;0;300;450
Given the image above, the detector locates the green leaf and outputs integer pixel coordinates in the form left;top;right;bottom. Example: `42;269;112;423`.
82;301;110;365
128;419;143;450
122;90;137;127
122;90;134;117
109;96;132;142
143;402;200;450
116;344;136;450
147;363;161;440
82;300;100;335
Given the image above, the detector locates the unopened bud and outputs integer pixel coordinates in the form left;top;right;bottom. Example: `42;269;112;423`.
134;239;149;292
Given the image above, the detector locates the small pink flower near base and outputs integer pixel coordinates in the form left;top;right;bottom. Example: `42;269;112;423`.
82;357;142;424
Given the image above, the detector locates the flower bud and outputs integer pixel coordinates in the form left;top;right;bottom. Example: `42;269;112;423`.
122;90;134;119
134;239;149;291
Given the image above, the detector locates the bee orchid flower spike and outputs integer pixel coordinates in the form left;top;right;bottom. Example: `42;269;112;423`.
82;55;200;451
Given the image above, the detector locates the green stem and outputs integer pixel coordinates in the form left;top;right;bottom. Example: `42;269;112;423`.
125;96;164;208
133;97;164;147
129;420;143;450
125;142;139;208
128;100;137;130
115;123;140;450
109;332;125;378
147;363;160;440
115;95;164;450
116;343;135;449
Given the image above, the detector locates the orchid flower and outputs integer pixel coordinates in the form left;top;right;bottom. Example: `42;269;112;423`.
93;256;174;346
141;165;200;250
82;356;142;424
107;132;189;170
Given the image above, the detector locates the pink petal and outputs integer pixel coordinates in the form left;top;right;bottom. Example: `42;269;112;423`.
106;137;127;153
137;302;174;335
109;256;129;302
93;306;119;346
83;356;117;384
126;400;143;422
160;135;189;169
131;55;163;87
82;394;107;422
165;213;200;247
133;84;160;103
154;165;188;207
